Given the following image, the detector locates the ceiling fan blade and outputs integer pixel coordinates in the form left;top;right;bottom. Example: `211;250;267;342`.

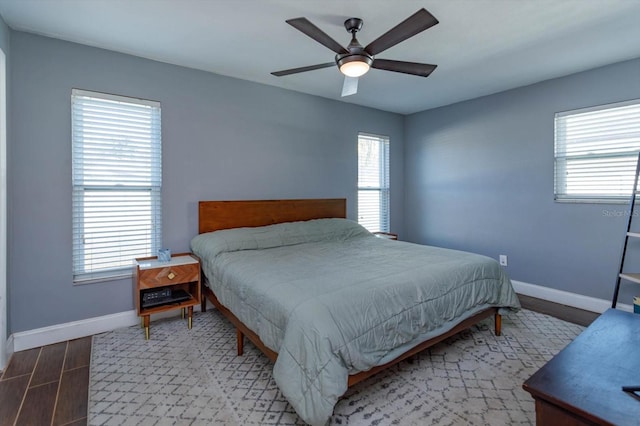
365;8;438;56
271;62;335;77
371;59;437;77
286;18;349;54
341;76;358;97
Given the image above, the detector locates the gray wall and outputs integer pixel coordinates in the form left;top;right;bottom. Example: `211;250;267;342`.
8;31;404;333
0;13;9;365
0;14;8;52
404;58;640;302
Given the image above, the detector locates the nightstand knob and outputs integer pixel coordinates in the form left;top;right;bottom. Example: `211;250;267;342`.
168;272;176;280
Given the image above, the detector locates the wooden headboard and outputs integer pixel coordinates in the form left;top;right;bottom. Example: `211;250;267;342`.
198;199;347;234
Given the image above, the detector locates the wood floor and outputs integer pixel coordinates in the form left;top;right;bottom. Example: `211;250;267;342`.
0;296;600;426
518;294;599;327
0;336;91;426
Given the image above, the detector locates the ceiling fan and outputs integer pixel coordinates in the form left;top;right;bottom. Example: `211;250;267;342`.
271;8;439;97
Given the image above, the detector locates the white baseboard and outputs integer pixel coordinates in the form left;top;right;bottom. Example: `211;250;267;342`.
512;280;633;313
5;333;13;369
9;305;204;353
5;283;632;353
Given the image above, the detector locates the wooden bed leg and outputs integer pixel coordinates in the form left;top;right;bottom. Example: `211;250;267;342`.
201;284;207;312
237;329;244;356
495;313;502;336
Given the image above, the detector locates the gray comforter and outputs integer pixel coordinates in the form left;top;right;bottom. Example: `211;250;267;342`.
191;219;520;425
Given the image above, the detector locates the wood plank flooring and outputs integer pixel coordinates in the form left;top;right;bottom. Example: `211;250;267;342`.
0;337;91;426
0;296;601;426
518;294;599;327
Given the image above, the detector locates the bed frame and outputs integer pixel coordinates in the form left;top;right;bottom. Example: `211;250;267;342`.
198;198;501;388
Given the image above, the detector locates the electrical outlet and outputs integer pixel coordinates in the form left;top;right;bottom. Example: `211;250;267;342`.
499;255;508;266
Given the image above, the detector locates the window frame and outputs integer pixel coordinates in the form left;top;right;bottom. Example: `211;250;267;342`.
357;132;390;233
554;98;640;204
71;89;162;283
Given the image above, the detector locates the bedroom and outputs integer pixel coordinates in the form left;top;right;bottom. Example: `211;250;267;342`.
0;0;639;424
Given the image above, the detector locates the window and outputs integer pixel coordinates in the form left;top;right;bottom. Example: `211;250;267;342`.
554;99;640;203
72;89;162;282
358;133;390;232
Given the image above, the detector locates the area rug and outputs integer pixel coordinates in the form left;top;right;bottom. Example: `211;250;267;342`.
88;308;584;425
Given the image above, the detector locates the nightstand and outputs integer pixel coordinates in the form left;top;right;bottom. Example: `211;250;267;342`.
133;253;201;339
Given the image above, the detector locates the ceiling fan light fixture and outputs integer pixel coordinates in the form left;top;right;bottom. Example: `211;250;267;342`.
340;60;370;77
273;9;439;95
337;54;373;77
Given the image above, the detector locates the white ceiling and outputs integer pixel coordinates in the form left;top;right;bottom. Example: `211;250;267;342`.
0;0;639;115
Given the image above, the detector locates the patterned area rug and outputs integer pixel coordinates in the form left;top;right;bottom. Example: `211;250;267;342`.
88;308;584;425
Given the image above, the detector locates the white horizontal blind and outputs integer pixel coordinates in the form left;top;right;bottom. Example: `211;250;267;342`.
72;89;162;282
358;133;390;232
555;99;640;203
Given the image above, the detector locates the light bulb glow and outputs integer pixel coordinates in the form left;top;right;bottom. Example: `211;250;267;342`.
340;61;370;77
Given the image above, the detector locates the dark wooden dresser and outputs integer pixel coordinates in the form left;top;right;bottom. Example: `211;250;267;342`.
523;308;640;425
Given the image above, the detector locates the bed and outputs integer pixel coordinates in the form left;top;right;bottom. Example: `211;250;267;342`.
191;198;520;425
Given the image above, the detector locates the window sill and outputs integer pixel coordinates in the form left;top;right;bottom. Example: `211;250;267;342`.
373;231;398;240
73;271;133;285
555;198;629;205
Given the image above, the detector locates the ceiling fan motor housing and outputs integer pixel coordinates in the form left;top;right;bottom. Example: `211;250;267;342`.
336;17;373;70
335;50;373;69
344;17;363;33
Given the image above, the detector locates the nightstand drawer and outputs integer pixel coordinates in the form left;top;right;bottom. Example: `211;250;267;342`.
138;262;199;289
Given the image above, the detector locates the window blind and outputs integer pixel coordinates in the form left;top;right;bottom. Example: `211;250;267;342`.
72;89;162;282
555;99;640;203
358;133;390;232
